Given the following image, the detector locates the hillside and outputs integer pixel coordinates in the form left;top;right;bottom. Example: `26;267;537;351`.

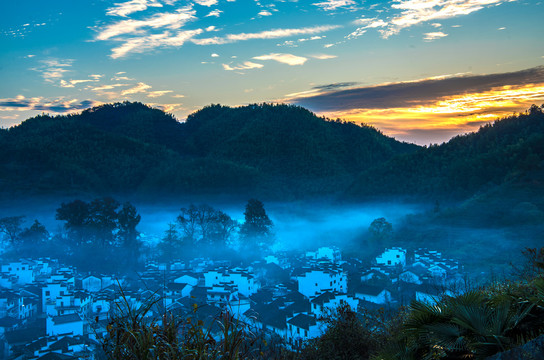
0;102;417;199
345;104;544;202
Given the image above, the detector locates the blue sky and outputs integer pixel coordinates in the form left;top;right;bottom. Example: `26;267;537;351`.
1;0;543;144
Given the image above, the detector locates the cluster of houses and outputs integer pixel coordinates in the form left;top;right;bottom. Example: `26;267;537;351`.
0;246;464;359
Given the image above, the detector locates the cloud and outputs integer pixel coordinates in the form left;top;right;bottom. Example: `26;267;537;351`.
110;29;203;58
192;25;341;45
258;10;273;16
252;53;307;65
423;31;448;41
381;0;515;38
146;90;174;97
211;53;219;57
96;7;196;41
310;54;337;59
194;0;218;6
0;95;101;114
313;82;358;91
312;0;356;11
287;66;544;144
60;79;98;88
106;0;163;17
33;59;74;83
290;66;544;112
96;6;202;58
172;94;185;98
91;84;131;91
206;9;223;17
121;82;152;95
222;61;264;71
347;18;387;39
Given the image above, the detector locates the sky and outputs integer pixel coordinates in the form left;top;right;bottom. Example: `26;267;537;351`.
0;0;543;145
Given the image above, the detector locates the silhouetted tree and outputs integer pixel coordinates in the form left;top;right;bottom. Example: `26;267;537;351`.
56;200;90;245
368;217;392;250
157;223;183;261
19;219;49;244
117;202;141;268
88;197;120;246
240;199;273;251
0;216;25;243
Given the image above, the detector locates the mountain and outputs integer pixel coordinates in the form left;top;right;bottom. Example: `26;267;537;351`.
0;102;417;199
345;104;544;203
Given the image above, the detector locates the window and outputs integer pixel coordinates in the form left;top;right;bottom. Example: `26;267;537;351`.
297;328;300;334
315;283;318;286
388;260;392;265
330;281;332;286
305;330;308;337
396;255;400;258
45;291;50;296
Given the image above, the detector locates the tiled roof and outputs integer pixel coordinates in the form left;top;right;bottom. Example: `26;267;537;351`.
287;313;316;331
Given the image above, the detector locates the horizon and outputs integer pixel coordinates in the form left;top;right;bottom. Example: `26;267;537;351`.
1;0;543;145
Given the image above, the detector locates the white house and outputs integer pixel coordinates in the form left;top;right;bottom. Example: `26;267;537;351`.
164;283;193;306
310;292;359;318
1;261;35;285
376;247;407;267
46;313;84;336
204;268;259;297
286;314;320;348
174;273;199;287
295;267;347;298
81;275;102;293
354;284;392;304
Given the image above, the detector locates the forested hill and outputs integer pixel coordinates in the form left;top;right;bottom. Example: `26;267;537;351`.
0;102;418;199
345;104;544;202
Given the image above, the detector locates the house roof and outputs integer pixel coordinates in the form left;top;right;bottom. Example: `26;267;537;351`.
310;292;336;306
52;313;82;325
37;352;78;360
287;314;317;331
166;282;188;291
355;284;388;297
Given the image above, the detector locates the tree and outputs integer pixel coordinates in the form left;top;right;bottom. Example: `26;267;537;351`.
368;217;393;247
177;205;200;244
19;219;49;244
117;202;141;268
56;200;90;245
157;223;183;261
87;197;120;246
0;216;25;243
239;199;273;251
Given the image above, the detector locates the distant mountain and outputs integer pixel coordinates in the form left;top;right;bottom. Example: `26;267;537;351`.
0;102;417;199
345;104;544;202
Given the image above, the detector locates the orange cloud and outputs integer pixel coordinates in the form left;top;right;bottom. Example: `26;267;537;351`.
319;84;544;144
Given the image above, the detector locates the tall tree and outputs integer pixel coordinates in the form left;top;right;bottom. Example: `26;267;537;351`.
88;197;120;246
19;219;49;244
240;199;273;251
157;223;183;261
117;202;141;267
56;200;90;245
0;216;25;243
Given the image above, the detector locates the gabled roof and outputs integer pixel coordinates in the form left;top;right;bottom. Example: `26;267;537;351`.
37;352;78;360
166;282;188;291
287;313;317;331
355;284;388;297
311;292;335;306
52;313;82;325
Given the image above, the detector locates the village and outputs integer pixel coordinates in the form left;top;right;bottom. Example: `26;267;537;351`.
0;245;465;359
